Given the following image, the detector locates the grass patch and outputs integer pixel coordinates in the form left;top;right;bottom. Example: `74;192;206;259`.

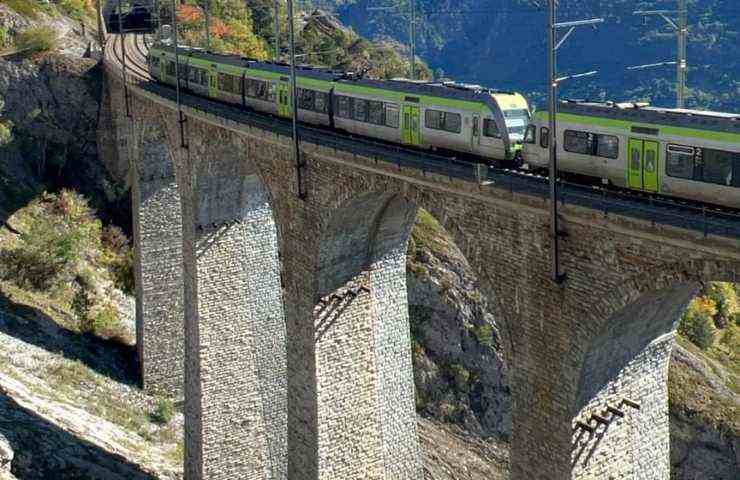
1;0;49;19
58;0;92;20
670;334;739;437
16;26;57;55
150;397;174;425
410;209;450;259
472;323;494;349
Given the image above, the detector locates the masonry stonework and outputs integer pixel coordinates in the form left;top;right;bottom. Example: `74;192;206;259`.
571;283;700;479
131;117;184;396
104;69;740;480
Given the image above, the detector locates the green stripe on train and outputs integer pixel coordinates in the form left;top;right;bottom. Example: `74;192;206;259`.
533;110;740;143
335;82;488;112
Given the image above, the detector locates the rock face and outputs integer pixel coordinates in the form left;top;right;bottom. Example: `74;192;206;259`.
0;432;12;474
406;210;511;441
0;5;128;227
0;4;98;57
669;343;739;480
0;53;108;195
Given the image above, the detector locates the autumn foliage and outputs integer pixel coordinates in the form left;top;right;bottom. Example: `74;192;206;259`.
175;2;268;59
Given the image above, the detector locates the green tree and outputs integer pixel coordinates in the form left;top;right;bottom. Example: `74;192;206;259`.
679;304;715;350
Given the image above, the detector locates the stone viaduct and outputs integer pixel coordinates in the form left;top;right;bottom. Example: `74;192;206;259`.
100;53;740;479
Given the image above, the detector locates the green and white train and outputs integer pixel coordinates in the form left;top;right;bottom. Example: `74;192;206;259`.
523;101;740;209
147;44;740;210
147;44;531;163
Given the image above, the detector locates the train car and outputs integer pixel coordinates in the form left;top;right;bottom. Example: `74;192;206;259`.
522;100;740;209
149;45;339;126
332;79;529;162
147;44;529;164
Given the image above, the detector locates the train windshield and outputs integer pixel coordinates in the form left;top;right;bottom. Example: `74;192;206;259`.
503;109;530;141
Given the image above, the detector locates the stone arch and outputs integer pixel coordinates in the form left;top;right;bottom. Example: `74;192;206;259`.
566;259;740;479
309;189;512;478
130;115;184;396
311;191;422;479
180;131;286;480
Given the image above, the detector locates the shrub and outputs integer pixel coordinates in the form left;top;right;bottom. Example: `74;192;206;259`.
473;323;494;349
0;25;9;48
91;301;125;339
59;0;90;20
16;26;57;55
448;363;470;392
1;191;98;291
151;397;174;425
1;0;44;19
101;225;135;295
0;121;12;145
706;282;738;329
72;282;94;331
678;307;715;350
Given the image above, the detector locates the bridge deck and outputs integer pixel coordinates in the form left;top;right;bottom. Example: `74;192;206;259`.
109;34;740;240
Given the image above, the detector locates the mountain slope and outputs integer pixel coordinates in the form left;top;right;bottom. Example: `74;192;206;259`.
329;0;740;110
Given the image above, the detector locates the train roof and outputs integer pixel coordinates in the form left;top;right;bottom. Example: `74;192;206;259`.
337;78;520;104
154;44;342;81
152;44;523;104
559;100;740;135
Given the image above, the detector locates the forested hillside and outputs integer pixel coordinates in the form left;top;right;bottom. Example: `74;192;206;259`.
320;0;739;111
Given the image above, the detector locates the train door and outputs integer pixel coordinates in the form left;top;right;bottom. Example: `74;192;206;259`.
277;80;291;118
402;105;421;146
207;65;218;98
471;114;481;152
158;54;166;79
628;138;659;192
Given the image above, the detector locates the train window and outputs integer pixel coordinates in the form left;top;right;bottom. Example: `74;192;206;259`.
524;125;536;144
385;104;400;128
368;101;384;125
702;148;734;187
427;110;462;134
483;119;500;138
644;149;656;172
425;110;440;130
597;135;619;159
336;96;351;118
445;113;462;133
246;79;257;97
564;130;591;155
564;130;619;159
315;92;328;113
166;61;176;76
299;89;315;110
666;144;695;180
246;79;267;99
219;73;239;94
540;127;549;148
267;83;276;102
354;99;368;122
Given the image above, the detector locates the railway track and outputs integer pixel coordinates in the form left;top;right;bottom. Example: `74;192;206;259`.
109;33;150;81
104;35;740;236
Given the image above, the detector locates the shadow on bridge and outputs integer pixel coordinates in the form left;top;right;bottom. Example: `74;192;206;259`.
0;290;140;386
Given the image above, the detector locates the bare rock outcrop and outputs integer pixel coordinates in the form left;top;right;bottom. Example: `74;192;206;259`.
406;211;511;443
